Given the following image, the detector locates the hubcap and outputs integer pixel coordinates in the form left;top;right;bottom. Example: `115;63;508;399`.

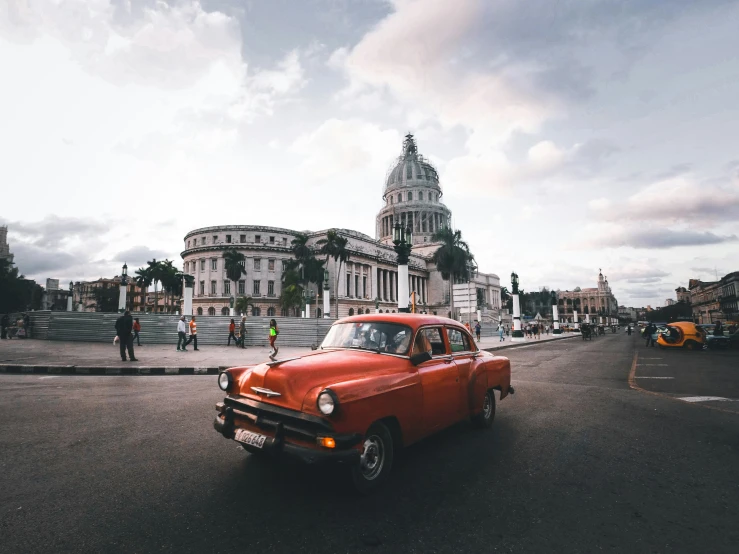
359;435;384;480
483;393;492;419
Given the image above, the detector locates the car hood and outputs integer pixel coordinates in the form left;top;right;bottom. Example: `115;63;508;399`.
236;348;408;409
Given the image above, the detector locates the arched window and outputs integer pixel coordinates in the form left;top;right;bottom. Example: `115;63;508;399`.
316;308;321;318
221;307;229;315
407;191;412;201
433;311;437;315
358;308;363;315
397;193;402;203
267;307;275;317
392;310;396;313
197;307;203;315
251;306;261;316
447;311;451;318
348;308;354;316
208;307;216;316
280;308;288;317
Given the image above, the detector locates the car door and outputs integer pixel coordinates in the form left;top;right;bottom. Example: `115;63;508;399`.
446;326;479;412
413;326;462;433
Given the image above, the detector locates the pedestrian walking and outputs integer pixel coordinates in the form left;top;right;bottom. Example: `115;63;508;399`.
645;323;656;347
23;313;31;339
133;318;141;346
0;313;8;339
115;310;137;361
239;316;247;348
474;321;481;342
227;318;237;345
177;315;188;351
499;325;505;342
184;316;199;350
268;319;279;361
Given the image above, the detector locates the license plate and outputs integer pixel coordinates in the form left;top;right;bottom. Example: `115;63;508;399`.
234;429;267;449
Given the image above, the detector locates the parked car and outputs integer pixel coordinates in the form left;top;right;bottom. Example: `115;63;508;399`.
705;330;739;350
656;322;706;350
213;314;514;492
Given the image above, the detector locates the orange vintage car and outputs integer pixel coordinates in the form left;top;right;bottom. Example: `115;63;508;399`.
656;321;706;350
213;313;514;492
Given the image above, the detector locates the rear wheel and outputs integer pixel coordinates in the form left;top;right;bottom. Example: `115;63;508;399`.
351;422;394;494
684;340;699;351
471;389;496;429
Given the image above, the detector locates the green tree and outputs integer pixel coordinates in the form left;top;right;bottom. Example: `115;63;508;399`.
87;284;120;312
134;267;152;312
146;259;163;313
224;249;246;312
430;227;475;320
234;295;254;316
279;267;304;316
159;260;179;313
317;231;350;318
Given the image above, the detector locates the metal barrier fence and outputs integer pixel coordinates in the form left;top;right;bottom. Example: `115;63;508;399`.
1;311;335;347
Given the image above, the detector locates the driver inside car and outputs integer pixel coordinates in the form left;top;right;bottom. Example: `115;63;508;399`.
411;330;433;356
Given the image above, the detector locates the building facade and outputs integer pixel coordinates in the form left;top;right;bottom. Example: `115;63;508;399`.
719;272;739;321
181;135;502;321
0;226;13;264
556;271;619;322
675;286;690;304
688;279;721;324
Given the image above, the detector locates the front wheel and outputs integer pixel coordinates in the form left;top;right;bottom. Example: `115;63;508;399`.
351;422;394;494
471;389;496;429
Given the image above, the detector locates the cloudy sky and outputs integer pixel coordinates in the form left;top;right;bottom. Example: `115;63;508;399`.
2;0;738;307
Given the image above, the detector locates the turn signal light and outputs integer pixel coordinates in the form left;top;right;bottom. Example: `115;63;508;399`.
317;437;336;449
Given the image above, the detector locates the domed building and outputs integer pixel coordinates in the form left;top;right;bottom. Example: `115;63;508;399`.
180;134;503;321
376;134;452;245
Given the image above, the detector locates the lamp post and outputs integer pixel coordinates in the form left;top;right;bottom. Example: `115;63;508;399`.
392;222;413;313
118;262;128;312
323;269;330;319
67;281;73;312
183;275;194;316
302;289;316;319
511;271;524;341
551;290;561;334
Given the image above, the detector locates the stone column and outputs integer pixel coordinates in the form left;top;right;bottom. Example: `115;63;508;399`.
552;304;561;334
398;265;409;312
184;279;193;316
118;283;127;312
573;309;579;330
511;293;524;341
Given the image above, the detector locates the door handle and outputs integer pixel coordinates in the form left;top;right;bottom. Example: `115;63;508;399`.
443;356;453;363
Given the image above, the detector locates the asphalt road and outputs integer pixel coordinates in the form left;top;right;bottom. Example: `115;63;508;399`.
1;333;738;553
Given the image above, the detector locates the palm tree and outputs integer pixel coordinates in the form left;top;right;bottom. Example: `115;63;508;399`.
234;295;254;316
146;259;164;313
223;249;246;314
331;236;349;318
280;267;304;317
134;267;152;312
430;227;475;320
159;260;179;313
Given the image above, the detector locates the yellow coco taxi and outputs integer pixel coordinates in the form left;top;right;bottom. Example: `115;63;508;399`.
656;322;706;351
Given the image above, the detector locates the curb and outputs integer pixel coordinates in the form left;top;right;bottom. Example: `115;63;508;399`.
0;364;222;376
483;333;579;353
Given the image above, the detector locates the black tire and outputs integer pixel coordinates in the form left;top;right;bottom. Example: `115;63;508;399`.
684;340;699;351
471;389;496;429
351;421;394;494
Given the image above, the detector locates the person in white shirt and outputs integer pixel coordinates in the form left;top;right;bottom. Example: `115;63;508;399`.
177;316;188;351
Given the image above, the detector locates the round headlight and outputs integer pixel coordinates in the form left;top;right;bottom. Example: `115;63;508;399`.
218;371;232;391
317;390;337;415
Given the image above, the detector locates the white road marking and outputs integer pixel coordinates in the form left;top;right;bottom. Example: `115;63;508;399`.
678;396;739;403
38;376;59;380
640;358;663;360
637;364;668;366
635;376;674;379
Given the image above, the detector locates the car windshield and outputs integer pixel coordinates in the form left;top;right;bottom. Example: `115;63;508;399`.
321;322;413;355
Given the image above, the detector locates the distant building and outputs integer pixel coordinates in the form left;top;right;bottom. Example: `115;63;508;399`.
618;305;638;321
719;272;739;321
0;226;13;264
665;299;676;306
675;286;690;304
555;270;619;323
689;279;721;324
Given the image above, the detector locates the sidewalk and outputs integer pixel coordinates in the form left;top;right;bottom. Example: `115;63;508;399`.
0;332;578;375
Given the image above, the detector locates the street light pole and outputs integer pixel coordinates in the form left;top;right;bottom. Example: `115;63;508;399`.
551;290;561;334
392;223;413;313
67;281;73;312
511;272;524;342
118;263;128;312
323;269;330;319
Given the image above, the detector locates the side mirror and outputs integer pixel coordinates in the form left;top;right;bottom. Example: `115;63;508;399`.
410;351;432;366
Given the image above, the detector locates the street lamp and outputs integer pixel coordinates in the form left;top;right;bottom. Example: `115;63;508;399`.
302;289;316;319
118;262;128;312
67;281;74;312
551;290;561;334
510;271;524;341
322;269;330;319
392;222;413;313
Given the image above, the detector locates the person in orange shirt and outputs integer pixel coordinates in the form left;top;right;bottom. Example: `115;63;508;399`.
184;316;199;351
227;318;237;346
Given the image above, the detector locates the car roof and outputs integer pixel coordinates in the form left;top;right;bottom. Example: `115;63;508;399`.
667;321;698;330
336;313;468;332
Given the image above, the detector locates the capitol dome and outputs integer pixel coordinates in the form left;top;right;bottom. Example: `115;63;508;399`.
376;134;451;245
